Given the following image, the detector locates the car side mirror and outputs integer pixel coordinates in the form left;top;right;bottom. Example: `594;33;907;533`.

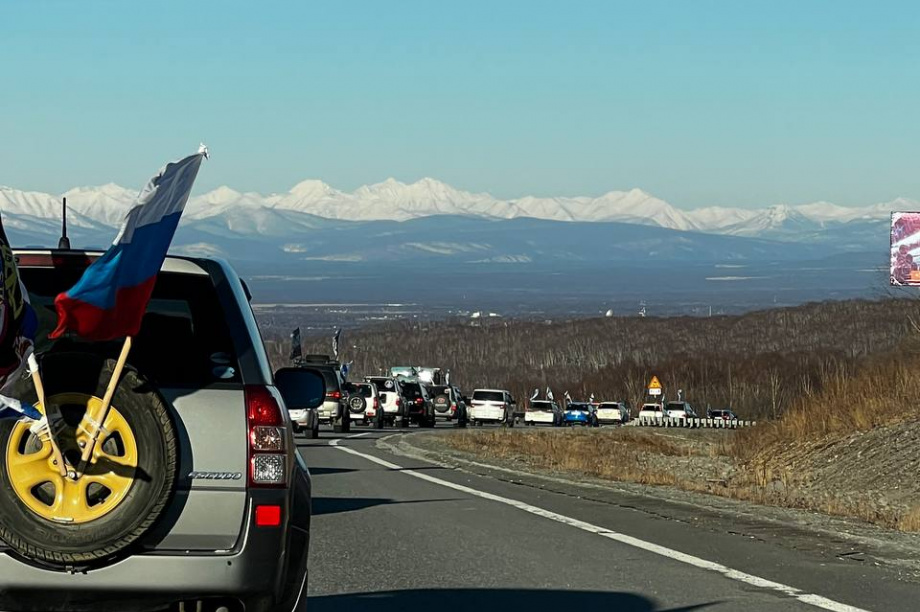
274;367;326;410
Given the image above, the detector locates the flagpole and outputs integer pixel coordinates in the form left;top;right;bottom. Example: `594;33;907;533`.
77;336;133;476
28;355;68;478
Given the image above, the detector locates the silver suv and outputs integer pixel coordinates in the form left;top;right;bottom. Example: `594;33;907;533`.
0;250;319;612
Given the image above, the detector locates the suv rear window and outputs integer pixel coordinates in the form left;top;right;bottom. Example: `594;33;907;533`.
473;391;504;402
320;370;341;390
22;268;239;388
530;401;553;410
401;382;424;399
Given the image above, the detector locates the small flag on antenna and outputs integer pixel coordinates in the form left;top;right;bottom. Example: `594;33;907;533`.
290;328;303;363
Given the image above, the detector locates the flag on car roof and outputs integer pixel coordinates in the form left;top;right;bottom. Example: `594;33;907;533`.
332;327;341;359
290;327;303;363
0;215;40;420
50;147;207;341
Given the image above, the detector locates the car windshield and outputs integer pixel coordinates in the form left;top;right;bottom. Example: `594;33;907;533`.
320;370;341;390
567;403;589;411
600;403;620;409
21;266;240;388
473;391;504;402
401;383;424;399
354;385;373;397
530;401;553;411
642;405;662;411
368;377;397;392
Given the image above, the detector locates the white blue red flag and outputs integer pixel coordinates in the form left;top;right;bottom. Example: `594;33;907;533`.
50;148;207;341
332;327;341;359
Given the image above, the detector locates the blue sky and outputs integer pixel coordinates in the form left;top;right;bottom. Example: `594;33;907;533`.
2;0;919;208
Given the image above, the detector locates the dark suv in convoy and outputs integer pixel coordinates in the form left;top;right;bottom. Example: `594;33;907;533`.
398;380;436;427
428;384;468;426
302;355;351;433
0;250;320;612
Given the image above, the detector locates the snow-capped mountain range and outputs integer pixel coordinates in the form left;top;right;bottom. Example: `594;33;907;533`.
0;177;899;265
0;177;905;232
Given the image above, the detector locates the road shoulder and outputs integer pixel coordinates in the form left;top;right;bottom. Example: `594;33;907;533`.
384;431;920;579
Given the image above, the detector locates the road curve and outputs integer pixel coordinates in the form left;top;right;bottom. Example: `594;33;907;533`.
298;428;920;612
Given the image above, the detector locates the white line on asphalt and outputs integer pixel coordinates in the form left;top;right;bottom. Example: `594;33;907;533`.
329;439;869;612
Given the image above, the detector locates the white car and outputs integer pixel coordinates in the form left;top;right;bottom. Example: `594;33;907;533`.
665;401;698;420
366;376;404;424
289;405;320;439
345;382;380;426
524;400;561;426
469;389;515;426
638;403;665;420
596;401;630;425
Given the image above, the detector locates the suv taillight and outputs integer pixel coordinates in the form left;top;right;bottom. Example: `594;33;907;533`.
395;398;401;406
326;390;342;400
246;385;287;488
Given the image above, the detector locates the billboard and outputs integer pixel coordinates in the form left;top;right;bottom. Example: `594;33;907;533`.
890;212;920;286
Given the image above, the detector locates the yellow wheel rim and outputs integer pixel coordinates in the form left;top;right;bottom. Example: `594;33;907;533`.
5;393;138;524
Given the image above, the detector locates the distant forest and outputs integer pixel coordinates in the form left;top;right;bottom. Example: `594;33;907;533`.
262;298;919;421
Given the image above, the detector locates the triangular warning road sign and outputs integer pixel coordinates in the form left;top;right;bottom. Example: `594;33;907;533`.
648;376;662;390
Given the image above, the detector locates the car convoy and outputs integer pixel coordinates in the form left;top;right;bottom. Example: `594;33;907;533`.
287;357;741;433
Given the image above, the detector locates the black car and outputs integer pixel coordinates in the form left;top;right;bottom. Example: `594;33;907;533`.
399;381;436;428
427;384;468;427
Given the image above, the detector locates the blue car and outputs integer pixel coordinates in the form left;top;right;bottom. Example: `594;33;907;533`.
563;402;598;427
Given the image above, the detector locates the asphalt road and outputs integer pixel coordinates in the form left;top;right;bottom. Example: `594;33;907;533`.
298;424;920;612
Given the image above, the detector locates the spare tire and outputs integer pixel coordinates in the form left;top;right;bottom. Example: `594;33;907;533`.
348;395;367;414
433;394;450;413
0;352;177;569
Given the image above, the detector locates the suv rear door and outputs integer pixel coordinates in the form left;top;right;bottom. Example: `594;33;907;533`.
19;254;259;552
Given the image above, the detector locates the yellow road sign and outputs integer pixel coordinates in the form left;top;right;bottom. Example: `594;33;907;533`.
648;376;662;390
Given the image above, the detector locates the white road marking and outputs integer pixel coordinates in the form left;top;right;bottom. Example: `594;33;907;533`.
330;438;870;612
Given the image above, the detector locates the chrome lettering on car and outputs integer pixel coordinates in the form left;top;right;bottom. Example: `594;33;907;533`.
188;471;243;481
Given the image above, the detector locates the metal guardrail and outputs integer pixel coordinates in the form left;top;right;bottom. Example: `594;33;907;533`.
628;417;756;428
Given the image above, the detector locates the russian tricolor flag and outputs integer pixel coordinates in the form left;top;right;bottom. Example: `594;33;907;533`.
50;147;207;341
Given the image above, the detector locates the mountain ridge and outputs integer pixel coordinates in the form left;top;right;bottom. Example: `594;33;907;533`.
0;178;910;234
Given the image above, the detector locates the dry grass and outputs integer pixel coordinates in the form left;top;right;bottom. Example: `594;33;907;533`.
899;507;920;532
437;416;920;532
443;429;711;488
732;355;920;461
